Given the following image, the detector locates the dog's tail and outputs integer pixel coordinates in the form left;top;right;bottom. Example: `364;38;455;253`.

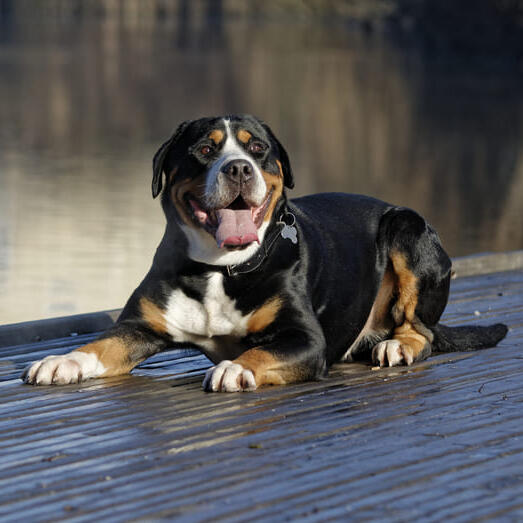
432;323;508;353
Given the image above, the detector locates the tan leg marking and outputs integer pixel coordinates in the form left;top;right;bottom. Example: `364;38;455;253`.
390;251;419;323
390;248;434;343
78;338;138;377
209;129;224;145
343;264;396;361
236;129;252;144
372;252;433;366
247;297;282;333
204;345;308;392
234;348;303;387
392;322;431;363
140;297;167;335
25;332;150;384
372;264;396;325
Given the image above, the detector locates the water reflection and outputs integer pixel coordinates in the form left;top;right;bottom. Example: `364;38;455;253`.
0;5;521;324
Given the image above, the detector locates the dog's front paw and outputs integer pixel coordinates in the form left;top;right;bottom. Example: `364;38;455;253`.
22;352;101;385
203;360;257;392
372;339;413;367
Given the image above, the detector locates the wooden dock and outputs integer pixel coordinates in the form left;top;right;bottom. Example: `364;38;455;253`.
1;254;522;521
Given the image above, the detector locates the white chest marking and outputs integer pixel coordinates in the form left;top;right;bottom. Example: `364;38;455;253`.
164;272;249;345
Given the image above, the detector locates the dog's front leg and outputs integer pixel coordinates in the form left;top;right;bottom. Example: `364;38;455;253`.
203;327;327;392
22;323;168;385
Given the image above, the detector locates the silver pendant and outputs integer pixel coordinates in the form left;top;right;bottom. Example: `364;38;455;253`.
281;224;298;244
278;212;298;244
280;224;298;243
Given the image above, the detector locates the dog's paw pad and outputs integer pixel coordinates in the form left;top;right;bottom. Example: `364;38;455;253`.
372;339;413;367
203;360;257;392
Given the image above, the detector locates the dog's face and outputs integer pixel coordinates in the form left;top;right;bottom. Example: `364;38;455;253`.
152;115;294;265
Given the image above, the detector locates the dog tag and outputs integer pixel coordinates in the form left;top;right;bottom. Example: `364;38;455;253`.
281;224;298;244
277;212;298;244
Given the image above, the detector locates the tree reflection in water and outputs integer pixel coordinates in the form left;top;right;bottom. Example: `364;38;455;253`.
0;1;521;323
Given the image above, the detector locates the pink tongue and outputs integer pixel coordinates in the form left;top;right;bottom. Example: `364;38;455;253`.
215;209;259;247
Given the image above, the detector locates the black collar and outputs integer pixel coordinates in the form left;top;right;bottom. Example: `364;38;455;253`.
226;211;297;276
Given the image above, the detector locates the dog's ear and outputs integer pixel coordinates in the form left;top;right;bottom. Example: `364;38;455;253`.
152;120;191;198
261;122;294;189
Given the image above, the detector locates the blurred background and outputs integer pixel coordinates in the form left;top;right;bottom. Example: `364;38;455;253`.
0;0;522;324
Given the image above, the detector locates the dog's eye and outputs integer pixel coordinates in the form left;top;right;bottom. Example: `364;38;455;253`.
200;145;213;155
248;141;265;154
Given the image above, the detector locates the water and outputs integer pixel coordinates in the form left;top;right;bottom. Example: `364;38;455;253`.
0;6;522;324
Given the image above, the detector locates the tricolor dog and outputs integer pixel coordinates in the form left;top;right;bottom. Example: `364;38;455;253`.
23;115;508;391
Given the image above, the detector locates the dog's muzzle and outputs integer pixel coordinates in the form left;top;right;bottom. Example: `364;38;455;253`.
196;155;270;249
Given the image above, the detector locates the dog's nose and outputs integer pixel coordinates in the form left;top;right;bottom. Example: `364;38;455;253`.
222;160;253;183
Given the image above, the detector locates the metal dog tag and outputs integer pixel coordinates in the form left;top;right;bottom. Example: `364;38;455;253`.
281;224;298;244
278;212;298;244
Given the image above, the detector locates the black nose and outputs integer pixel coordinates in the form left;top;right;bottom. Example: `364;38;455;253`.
222;159;253;183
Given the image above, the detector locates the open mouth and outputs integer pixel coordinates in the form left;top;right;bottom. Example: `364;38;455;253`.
185;190;273;249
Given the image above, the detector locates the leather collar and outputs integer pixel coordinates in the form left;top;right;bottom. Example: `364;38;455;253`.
226;211;297;276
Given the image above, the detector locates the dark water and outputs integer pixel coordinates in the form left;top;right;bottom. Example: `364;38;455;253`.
0;5;522;324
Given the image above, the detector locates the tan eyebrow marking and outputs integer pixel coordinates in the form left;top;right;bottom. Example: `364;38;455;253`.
209;129;224;144
237;129;252;144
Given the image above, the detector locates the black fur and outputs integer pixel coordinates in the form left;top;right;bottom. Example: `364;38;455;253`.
152;120;192;198
433;323;509;352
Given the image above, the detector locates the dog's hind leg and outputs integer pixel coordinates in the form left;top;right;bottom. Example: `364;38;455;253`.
372;207;452;367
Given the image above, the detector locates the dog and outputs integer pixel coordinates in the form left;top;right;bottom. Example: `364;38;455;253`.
22;114;508;391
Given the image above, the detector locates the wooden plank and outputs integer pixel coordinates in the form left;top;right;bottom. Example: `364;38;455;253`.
0;269;521;521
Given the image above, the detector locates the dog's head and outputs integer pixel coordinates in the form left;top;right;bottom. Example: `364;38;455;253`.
152;115;294;265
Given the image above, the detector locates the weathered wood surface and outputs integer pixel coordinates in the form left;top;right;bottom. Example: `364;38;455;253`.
0;269;522;522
